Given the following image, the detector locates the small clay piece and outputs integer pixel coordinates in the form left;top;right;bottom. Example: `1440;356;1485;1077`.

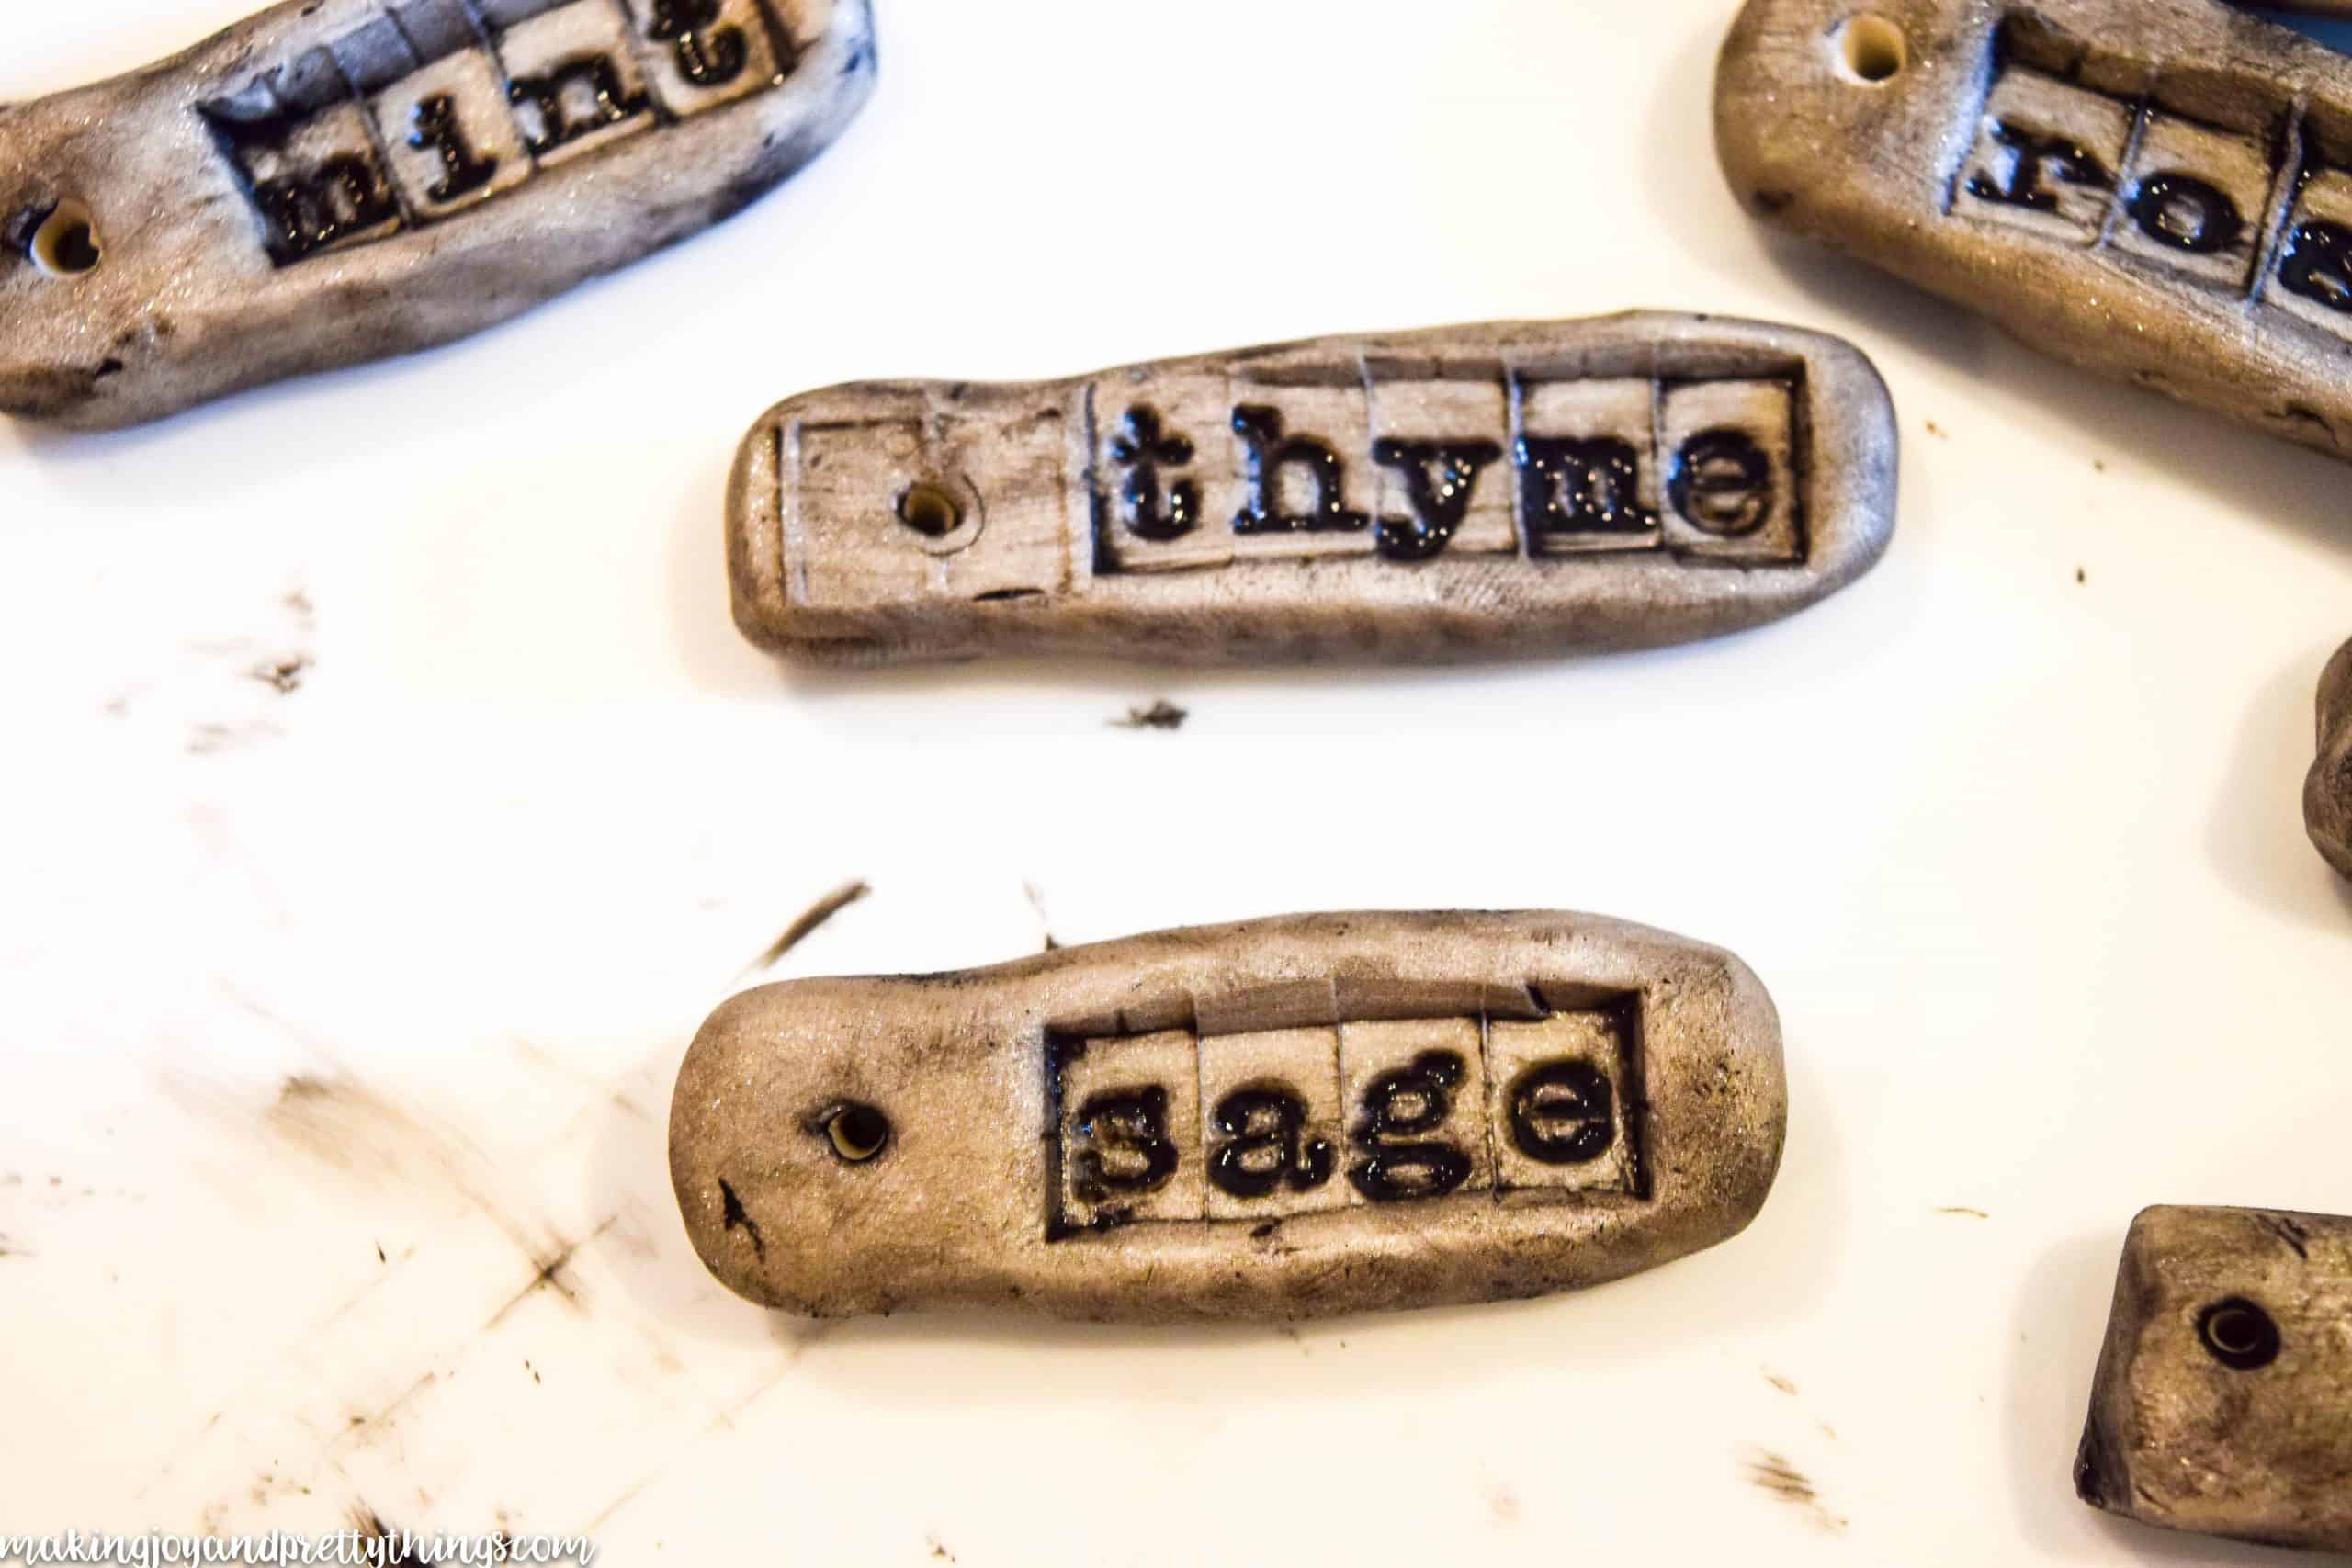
2310;638;2352;877
1716;0;2352;461
0;0;874;429
2076;1206;2352;1552
726;314;1896;664
670;910;1787;1321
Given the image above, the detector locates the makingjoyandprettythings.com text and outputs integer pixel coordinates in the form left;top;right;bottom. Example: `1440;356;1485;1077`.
0;1531;596;1566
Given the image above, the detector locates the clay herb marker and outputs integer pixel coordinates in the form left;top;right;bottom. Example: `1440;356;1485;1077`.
1717;0;2352;460
0;0;876;428
670;911;1787;1322
726;314;1897;664
2309;637;2352;878
2078;1206;2352;1552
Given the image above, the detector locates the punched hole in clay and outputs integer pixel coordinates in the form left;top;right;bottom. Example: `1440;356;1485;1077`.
28;200;101;277
1837;14;1908;84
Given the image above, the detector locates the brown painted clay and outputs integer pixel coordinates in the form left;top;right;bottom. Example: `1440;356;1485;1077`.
726;314;1897;665
670;911;1787;1323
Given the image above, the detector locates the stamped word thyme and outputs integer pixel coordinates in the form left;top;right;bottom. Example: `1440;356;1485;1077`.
1081;371;1804;570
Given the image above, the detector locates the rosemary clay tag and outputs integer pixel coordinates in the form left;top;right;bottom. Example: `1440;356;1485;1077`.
1717;0;2352;460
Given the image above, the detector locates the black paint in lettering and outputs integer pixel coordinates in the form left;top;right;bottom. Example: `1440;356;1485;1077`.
1108;406;1200;541
1071;1086;1179;1203
2280;219;2352;315
2127;172;2245;254
1349;1050;1473;1203
1208;1088;1336;1200
1517;436;1658;545
1371;438;1504;561
1668;428;1775;537
252;154;400;263
1509;1061;1617;1167
509;56;650;155
409;96;499;204
647;0;751;89
1966;120;2112;213
1230;405;1370;536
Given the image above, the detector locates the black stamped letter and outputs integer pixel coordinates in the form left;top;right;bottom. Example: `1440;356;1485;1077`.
1230;406;1370;536
1349;1051;1473;1203
1371;438;1504;561
1209;1087;1336;1200
509;57;650;155
1517;435;1659;547
2280;220;2352;315
2127;172;2245;255
1966;121;2113;213
1668;429;1774;537
1071;1087;1180;1203
647;0;750;89
1108;406;1200;541
1508;1061;1617;1167
408;95;499;205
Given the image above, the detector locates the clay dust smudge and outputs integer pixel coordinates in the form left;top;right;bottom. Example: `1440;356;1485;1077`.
249;656;311;694
1113;699;1188;731
348;1507;428;1566
264;1075;433;1178
484;1215;618;1328
1744;1450;1846;1534
752;880;870;972
1023;881;1062;952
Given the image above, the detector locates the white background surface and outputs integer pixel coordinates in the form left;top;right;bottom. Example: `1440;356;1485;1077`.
4;1;2350;1562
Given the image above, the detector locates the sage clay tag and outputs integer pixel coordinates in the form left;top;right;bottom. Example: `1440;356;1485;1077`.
2076;1206;2352;1552
669;911;1786;1321
725;314;1896;664
0;0;874;430
2310;638;2352;878
1716;0;2352;460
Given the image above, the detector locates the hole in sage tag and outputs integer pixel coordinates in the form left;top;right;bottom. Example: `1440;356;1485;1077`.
28;201;101;277
1838;13;1908;83
818;1102;892;1163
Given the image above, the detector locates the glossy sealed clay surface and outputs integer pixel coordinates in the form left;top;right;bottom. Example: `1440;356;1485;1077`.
669;911;1787;1322
2077;1206;2352;1552
726;314;1896;664
2310;638;2352;877
0;0;874;429
1717;0;2352;460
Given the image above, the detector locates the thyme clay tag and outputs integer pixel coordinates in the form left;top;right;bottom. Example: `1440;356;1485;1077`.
669;911;1786;1322
0;0;874;430
1715;0;2352;461
724;314;1896;664
2077;1206;2352;1553
2311;638;2352;879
